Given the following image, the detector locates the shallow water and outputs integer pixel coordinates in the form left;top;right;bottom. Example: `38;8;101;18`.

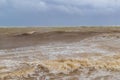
0;33;120;80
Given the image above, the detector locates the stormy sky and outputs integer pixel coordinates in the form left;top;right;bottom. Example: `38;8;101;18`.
0;0;120;26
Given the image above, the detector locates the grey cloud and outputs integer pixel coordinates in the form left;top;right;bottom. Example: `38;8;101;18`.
9;0;48;12
50;0;120;14
0;0;120;15
0;0;7;8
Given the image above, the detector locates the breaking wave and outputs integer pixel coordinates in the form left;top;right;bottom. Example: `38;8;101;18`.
0;33;120;80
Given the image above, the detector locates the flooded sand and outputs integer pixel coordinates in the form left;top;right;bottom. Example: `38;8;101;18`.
0;27;120;80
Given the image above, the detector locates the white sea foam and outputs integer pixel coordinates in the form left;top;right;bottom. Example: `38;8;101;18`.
0;34;119;57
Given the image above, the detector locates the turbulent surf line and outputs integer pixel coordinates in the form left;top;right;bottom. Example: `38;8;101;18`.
0;33;120;80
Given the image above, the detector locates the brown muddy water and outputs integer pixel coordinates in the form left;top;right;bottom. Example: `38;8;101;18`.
0;30;120;80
